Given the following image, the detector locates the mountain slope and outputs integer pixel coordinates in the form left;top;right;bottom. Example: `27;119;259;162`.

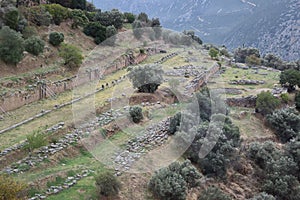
93;0;299;61
224;0;300;61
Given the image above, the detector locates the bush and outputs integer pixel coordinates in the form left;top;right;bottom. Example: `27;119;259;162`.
104;25;117;46
185;116;241;179
129;106;143;123
286;137;300;169
248;141;281;169
22;26;37;39
234;47;260;63
24;36;45;56
25;6;52;26
49;32;64;46
169;112;181;134
94;10;124;29
0;175;27;200
94;171;121;197
0;26;25;64
83;22;106;44
209;47;219;59
266;108;300;143
198;186;231;200
132;20;144;39
280;93;289;103
255;91;280;116
262;174;300;200
280;69;300;92
124;12;135;23
246;54;261;66
149;161;201;200
42;4;70;25
24;130;48;152
70;9;89;28
59;43;83;69
149;168;187;200
295;92;300;110
128;64;164;93
248;192;276;200
48;0;86;10
4;8;21;31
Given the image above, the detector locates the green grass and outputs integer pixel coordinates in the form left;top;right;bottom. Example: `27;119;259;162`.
210;66;280;97
229;107;274;138
46;176;98;200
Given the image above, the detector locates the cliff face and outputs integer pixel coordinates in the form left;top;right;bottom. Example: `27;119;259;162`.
95;0;299;61
224;0;300;61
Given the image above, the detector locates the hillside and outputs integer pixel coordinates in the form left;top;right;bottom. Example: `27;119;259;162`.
224;0;300;61
1;1;300;200
95;0;300;61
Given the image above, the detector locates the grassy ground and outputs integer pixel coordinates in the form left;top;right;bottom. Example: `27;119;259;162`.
229;107;274;138
0;69;129;151
210;66;280;97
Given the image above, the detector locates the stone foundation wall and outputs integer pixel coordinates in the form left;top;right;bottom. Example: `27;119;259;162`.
226;96;257;107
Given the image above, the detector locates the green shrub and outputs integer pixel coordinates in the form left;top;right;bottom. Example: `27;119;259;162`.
280;69;300;92
104;25;117;46
22;26;37;39
198;186;231;200
185;116;241;179
59;43;83;69
256;91;280;116
0;26;25;64
132;20;143;39
169;112;181;134
24;130;47;152
295;92;300;110
124;12;135;23
4;8;21;31
246;54;261;66
70;9;89;28
286;137;300;169
83;22;106;44
129;106;143;123
42;4;70;25
49;32;64;46
266;108;300;143
94;171;121;197
24;36;45;56
48;0;86;10
149;168;187;200
25;6;52;26
149;160;201;200
234;47;260;63
0;175;27;200
280;93;289;103
248;192;275;200
248;141;281;169
209;47;219;59
94;10;124;29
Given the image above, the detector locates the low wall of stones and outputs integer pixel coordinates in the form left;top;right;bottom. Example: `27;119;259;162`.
0;53;147;113
186;63;220;92
226;95;257;107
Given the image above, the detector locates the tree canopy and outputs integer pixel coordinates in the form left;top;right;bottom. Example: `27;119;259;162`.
128;64;164;93
0;26;24;64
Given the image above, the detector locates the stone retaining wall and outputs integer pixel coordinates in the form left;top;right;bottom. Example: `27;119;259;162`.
226;96;257;107
0;53;147;113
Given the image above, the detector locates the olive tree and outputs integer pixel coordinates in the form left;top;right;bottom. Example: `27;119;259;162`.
128;64;164;93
